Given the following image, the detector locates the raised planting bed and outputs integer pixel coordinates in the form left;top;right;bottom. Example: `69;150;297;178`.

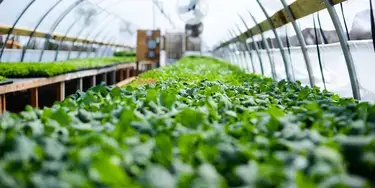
0;56;374;187
0;56;135;78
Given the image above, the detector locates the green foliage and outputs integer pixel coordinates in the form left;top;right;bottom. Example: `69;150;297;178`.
113;51;136;57
0;76;7;82
0;56;135;78
0;56;374;187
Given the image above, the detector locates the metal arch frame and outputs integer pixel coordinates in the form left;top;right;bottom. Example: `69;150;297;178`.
238;15;263;75
230;28;251;73
89;24;117;58
322;0;361;99
99;35;116;57
79;0;127;58
0;0;36;62
233;24;255;73
280;0;315;87
20;0;63;62
78;14;118;58
255;0;292;81
96;31;117;57
94;29;116;58
246;10;276;79
225;38;238;66
54;0;126;61
228;30;246;70
54;13;86;61
67;8;109;60
39;0;85;62
86;17;117;58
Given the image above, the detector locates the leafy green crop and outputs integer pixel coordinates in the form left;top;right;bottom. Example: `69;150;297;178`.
0;56;135;78
0;56;374;187
0;76;7;82
113;51;136;57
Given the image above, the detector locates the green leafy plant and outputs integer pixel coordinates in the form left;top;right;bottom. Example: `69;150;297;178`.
0;56;135;78
113;51;136;57
0;56;374;187
0;76;7;82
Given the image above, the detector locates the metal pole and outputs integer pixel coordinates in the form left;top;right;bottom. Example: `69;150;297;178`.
233;25;254;73
39;0;85;62
228;30;245;70
97;34;115;57
67;9;107;60
54;0;127;61
280;0;315;87
231;28;251;73
101;37;116;57
77;13;114;58
256;0;292;81
246;10;276;79
0;0;36;62
86;19;115;58
322;0;360;99
238;15;263;75
20;0;63;62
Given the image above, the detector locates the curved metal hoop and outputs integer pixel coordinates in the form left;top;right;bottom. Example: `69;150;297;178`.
228;30;246;70
246;10;276;79
67;8;110;59
0;0;36;62
322;0;360;99
39;0;85;62
233;25;254;73
20;0;63;62
279;0;315;87
54;0;126;61
256;0;292;81
78;15;119;58
238;15;263;75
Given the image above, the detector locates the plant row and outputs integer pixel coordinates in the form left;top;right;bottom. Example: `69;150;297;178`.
0;56;135;78
0;56;374;187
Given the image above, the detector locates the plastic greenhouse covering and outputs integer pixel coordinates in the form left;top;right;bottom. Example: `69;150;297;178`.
0;0;374;101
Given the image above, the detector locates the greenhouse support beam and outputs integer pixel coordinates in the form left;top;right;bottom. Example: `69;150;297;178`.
238;15;262;75
323;0;361;100
81;0;127;58
216;0;347;50
256;0;292;81
78;14;116;58
55;0;117;61
0;0;36;62
39;0;85;62
20;0;63;62
233;25;254;73
246;10;276;79
67;9;108;60
280;0;315;87
228;30;246;70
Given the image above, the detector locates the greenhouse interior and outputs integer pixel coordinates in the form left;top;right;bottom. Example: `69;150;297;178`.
0;0;375;187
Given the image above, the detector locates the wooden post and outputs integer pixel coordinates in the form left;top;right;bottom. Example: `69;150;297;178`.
57;82;65;101
110;71;116;85
0;94;6;114
102;73;107;85
77;78;83;91
91;75;96;87
117;70;124;82
30;88;38;108
136;61;139;76
126;68;131;78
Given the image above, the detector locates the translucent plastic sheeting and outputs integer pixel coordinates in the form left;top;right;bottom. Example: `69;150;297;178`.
1;49;114;62
0;0;183;47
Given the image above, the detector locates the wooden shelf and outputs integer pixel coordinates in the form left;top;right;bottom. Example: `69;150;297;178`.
0;62;138;114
